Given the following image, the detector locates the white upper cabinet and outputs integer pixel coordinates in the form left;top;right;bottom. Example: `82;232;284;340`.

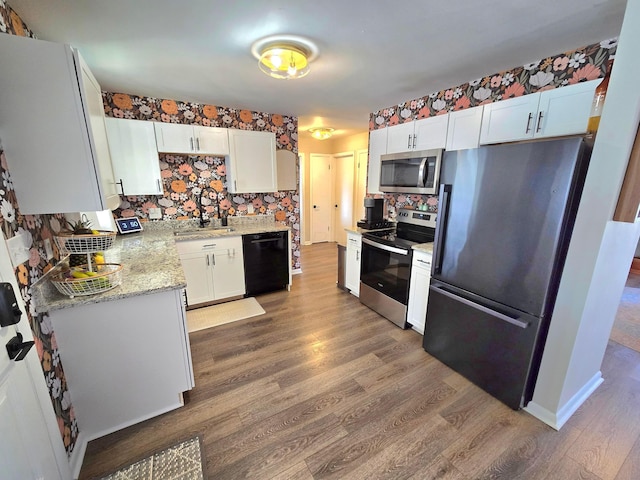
446;106;484;151
386;122;415;153
536;81;598;137
386;115;449;153
192;125;229;155
154;123;229;155
226;129;277;193
0;35;120;214
367;128;387;194
480;80;598;144
413;115;450;150
105;118;163;196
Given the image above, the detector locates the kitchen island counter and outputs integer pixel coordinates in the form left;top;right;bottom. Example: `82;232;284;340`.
32;215;291;313
32;230;186;313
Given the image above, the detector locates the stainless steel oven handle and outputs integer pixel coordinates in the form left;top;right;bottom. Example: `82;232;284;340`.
432;285;529;329
362;237;409;255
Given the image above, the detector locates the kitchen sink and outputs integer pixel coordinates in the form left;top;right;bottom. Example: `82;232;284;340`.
174;227;234;237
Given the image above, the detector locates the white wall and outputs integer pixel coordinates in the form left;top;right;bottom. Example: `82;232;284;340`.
526;0;640;429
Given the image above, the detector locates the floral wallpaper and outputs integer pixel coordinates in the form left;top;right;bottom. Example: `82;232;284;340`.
102;93;302;269
0;0;79;456
370;37;618;216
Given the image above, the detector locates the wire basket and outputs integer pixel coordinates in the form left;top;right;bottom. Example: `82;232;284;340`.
51;263;122;297
54;230;116;254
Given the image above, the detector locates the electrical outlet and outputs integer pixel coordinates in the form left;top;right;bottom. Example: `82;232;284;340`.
6;232;31;268
44;238;54;261
149;208;162;220
247;204;255;214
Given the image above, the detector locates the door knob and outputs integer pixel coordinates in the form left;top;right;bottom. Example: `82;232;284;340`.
313;205;317;209
6;332;34;362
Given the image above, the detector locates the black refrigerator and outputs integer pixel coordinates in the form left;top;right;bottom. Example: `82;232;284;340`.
423;136;591;409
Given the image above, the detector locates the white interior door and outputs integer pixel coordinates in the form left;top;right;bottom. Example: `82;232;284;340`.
333;152;355;246
310;154;333;243
0;233;69;479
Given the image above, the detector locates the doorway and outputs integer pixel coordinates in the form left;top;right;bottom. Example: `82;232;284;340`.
310;153;333;243
333;152;355;246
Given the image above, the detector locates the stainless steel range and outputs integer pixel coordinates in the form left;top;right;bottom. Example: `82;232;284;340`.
359;208;437;328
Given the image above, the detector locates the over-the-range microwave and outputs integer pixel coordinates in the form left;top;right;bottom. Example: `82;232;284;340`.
379;149;443;194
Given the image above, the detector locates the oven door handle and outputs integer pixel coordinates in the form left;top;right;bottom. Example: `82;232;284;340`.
418;157;428;188
362;237;409;255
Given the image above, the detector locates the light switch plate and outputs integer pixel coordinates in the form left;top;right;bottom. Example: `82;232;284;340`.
149;208;162;220
44;238;54;261
6;232;31;268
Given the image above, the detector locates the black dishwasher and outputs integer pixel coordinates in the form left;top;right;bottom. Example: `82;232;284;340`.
242;231;289;296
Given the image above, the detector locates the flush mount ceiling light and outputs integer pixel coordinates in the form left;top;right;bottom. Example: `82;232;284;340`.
251;35;319;80
309;127;335;140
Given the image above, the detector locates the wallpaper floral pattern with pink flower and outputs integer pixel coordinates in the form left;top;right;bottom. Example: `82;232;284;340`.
370;38;618;216
102;93;302;269
1;1;79;456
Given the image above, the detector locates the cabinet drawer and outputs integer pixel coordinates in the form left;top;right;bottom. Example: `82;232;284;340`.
175;236;241;254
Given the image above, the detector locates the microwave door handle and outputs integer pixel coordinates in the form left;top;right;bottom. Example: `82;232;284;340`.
418;157;428;188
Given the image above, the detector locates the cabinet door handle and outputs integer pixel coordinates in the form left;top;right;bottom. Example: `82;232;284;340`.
356;250;359;261
206;255;210;266
117;179;125;196
412;134;417;149
536;112;544;133
525;113;533;134
407;135;412;149
190;137;194;151
156;179;162;194
212;254;216;266
196;137;200;151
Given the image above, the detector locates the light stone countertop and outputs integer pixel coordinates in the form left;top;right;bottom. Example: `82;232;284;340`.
412;242;434;254
32;215;289;313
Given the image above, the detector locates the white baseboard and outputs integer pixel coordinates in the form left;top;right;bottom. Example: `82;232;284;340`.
524;371;603;430
69;432;88;479
69;400;185;478
303;241;312;246
292;268;302;275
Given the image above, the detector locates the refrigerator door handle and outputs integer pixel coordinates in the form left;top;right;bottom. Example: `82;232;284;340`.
432;183;451;275
433;285;530;329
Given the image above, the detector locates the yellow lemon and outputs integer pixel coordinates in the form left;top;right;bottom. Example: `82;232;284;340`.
94;254;105;264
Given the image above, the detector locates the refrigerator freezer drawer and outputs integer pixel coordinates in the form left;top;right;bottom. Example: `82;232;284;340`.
423;283;541;409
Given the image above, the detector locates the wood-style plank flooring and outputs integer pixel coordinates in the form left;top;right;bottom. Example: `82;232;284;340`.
80;242;640;479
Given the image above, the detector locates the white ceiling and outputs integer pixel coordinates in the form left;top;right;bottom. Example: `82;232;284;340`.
8;0;627;139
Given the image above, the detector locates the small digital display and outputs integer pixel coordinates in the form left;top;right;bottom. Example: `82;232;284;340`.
115;217;143;234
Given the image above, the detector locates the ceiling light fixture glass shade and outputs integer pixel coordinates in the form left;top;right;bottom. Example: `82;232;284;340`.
259;45;309;79
309;127;335;140
251;35;319;80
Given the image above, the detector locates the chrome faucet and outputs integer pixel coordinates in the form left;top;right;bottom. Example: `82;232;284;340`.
198;190;210;228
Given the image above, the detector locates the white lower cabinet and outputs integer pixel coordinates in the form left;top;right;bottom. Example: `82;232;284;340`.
176;236;245;306
48;288;194;441
345;232;362;296
407;250;433;334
